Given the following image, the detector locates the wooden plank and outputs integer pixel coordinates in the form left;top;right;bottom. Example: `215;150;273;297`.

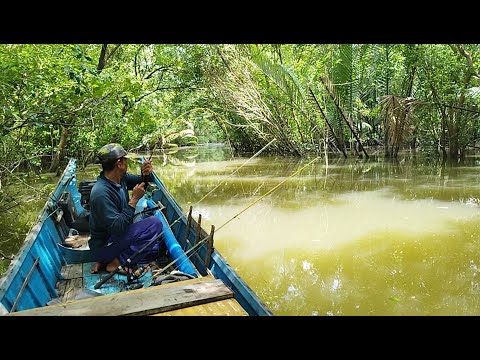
205;225;215;268
60;265;71;279
184;206;193;250
10;258;40;313
195;214;202;245
8;279;233;316
69;264;83;279
62;279;77;302
153;298;248;316
56;280;66;298
74;277;83;294
60;264;82;279
54;277;85;304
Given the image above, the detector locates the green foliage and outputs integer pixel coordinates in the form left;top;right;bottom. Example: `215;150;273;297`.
3;42;480;277
0;43;480;182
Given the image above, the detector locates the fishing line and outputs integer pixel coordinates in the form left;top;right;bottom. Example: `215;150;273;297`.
216;156;320;231
141;155;320;286
143;138;277;233
194;138;276;206
142;142;158;191
135;138;277;281
101;141;309;288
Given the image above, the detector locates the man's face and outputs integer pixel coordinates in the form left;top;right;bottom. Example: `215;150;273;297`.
117;157;128;175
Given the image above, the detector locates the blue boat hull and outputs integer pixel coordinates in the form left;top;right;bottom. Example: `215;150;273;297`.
0;159;272;316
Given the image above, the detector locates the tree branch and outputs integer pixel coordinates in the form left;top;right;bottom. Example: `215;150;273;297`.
97;44;108;73
106;44;121;63
144;65;172;80
450;44;478;85
133;85;195;105
0;250;14;261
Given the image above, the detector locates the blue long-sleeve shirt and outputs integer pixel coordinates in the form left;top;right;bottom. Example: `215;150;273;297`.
88;171;152;250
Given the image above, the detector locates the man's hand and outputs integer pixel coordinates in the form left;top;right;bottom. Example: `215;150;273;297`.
128;183;146;208
131;183;146;200
141;159;154;176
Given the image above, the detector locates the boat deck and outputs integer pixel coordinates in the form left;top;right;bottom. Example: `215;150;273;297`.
7;263;248;316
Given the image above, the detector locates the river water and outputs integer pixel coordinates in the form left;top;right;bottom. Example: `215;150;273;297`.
2;145;480;316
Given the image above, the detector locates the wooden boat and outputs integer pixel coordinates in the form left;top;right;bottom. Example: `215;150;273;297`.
0;159;272;316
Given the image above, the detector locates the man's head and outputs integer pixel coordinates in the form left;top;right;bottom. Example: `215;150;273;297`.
96;143;129;172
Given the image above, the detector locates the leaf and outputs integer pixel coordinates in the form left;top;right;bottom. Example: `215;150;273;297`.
361;122;373;130
388;297;401;302
467;87;480;96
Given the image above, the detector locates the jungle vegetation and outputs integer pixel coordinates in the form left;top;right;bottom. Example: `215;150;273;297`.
1;44;480;216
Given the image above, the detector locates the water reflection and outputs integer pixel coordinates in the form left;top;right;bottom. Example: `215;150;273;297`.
153;147;480;316
3;146;480;315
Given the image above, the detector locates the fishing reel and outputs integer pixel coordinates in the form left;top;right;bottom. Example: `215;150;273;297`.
126;264;151;284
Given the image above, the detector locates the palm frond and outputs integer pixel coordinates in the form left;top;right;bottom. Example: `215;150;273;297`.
380;95;420;157
467;87;480;97
249;50;308;112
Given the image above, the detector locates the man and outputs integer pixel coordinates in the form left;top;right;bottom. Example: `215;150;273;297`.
88;143;164;274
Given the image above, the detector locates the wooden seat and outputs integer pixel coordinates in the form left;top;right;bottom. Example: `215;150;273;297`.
8;277;236;316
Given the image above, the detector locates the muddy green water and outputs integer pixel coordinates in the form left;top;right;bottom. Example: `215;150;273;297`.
2;146;480;316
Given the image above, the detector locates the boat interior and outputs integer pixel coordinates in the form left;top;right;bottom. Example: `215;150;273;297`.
6;176;249;316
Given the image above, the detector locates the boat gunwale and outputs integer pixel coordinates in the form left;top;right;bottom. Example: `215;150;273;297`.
2;157;273;316
150;168;273;316
0;159;75;298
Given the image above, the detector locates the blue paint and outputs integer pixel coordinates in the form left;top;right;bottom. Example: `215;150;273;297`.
0;158;273;315
147;199;197;277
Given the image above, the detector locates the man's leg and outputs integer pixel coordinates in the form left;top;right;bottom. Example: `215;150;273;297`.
90;262;106;274
117;216;164;264
94;215;164;272
105;258;123;273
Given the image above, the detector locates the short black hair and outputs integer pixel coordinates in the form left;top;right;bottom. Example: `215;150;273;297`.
101;159;117;172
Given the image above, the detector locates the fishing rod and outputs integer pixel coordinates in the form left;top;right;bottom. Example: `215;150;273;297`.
152;138;277;233
94;200;202;289
195;138;276;206
216;156;320;232
140;155;320;287
139;233;211;288
95;139;280;289
94;224;166;289
142;142;158;192
132;202;165;220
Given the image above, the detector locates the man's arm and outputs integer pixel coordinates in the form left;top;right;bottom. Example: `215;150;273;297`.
96;192;136;236
124;173;143;190
124;160;154;190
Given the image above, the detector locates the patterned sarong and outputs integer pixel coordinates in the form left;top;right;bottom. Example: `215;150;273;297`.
95;215;164;265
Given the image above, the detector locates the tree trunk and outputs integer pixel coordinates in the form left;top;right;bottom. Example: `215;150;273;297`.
445;44;477;162
49;126;69;174
97;44;108;73
440;114;447;160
